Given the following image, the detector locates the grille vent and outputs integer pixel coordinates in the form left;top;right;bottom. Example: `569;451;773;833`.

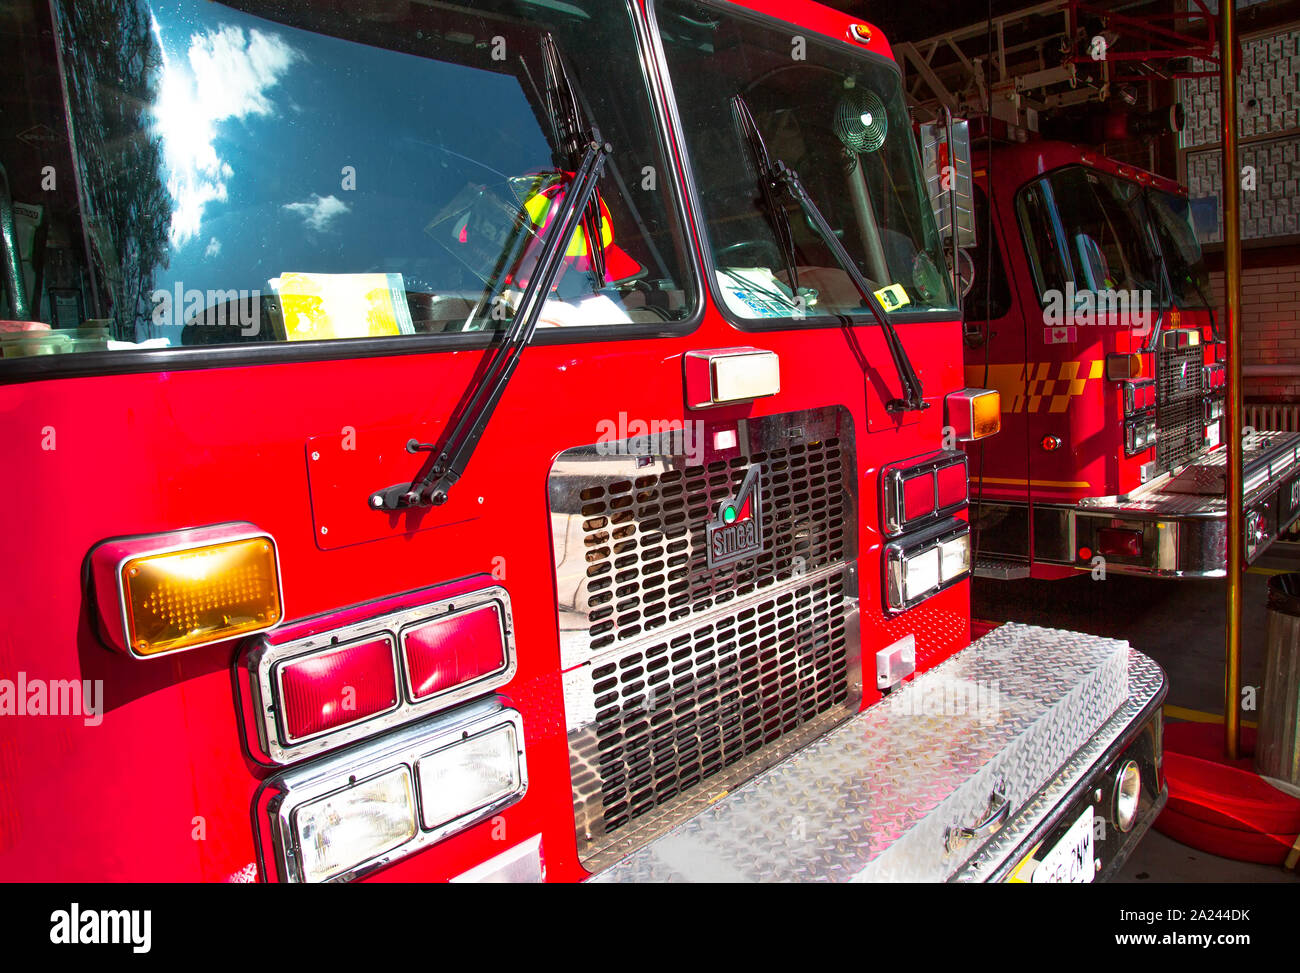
1156;341;1205;472
566;567;856;869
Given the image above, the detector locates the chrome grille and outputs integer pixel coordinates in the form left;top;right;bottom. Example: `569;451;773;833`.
550;407;857;670
565;565;859;870
1156;338;1205;472
550;407;860;871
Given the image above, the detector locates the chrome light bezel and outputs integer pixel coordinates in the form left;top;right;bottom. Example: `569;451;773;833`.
255;699;527;883
880;450;968;537
883;517;971;614
1124;413;1158;457
1113;759;1142;833
239;583;515;766
1122;379;1156;416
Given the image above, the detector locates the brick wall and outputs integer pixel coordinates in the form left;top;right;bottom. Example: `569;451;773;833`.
1208;265;1300;401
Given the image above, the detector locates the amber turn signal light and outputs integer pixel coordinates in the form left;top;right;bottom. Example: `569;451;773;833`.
91;524;283;658
1105;353;1144;382
945;388;1001;441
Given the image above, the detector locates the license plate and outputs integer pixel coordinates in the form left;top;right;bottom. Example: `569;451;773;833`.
1031;806;1095;883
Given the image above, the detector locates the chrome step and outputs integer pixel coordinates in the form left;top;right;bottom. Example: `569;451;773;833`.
974;554;1031;580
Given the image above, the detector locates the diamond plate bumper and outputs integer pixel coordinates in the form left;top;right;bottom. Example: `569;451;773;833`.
588;622;1166;882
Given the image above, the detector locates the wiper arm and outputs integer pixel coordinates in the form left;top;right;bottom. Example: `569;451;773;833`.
541;33;606;285
732;96;799;295
369;42;612;511
371;138;611;510
731;95;925;413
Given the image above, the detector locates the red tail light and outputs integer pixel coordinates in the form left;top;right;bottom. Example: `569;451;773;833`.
278;636;399;741
882;451;968;536
240;580;516;766
903;474;937;521
1097;528;1143;558
402;604;508;701
936;462;968;508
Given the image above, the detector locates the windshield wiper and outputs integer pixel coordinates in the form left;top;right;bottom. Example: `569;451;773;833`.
541;33;606;286
731;95;925;412
369;37;612;511
732;97;800;296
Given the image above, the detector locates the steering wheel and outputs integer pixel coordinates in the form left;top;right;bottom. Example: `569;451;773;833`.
716;239;786;270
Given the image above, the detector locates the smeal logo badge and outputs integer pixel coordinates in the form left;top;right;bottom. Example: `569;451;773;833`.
707;464;763;568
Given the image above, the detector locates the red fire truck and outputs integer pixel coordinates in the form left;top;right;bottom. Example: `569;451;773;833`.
0;0;1163;883
957;130;1300;580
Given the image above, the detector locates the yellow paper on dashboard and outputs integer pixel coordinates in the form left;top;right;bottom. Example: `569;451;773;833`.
271;272;415;340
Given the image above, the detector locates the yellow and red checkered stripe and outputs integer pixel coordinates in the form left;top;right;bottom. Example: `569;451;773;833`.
964;360;1103;414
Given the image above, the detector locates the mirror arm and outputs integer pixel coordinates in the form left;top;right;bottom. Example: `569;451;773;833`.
0;162;31;321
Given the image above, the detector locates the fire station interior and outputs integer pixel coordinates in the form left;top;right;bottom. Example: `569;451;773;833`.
841;0;1300;881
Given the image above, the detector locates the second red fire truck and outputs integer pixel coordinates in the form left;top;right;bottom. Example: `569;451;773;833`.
956;128;1300;580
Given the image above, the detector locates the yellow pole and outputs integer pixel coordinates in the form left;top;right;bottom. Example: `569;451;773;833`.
1221;1;1243;760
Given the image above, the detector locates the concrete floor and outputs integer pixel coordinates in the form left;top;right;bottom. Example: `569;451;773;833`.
973;569;1299;883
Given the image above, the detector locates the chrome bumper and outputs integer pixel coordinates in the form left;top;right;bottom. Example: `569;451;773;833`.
588;623;1166;883
1071;431;1300;578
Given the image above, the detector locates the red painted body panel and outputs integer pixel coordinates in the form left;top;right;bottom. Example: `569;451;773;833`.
0;0;974;882
0;313;970;883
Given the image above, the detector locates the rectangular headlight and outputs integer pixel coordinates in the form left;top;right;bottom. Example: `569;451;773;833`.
258;701;527;882
293;768;417;883
417;723;522;830
903;547;941;598
939;532;971;582
884;519;970;613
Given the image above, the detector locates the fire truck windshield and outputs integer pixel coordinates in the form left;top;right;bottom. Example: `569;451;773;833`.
0;0;695;360
655;0;955;323
1018;165;1218;318
1144;190;1213;310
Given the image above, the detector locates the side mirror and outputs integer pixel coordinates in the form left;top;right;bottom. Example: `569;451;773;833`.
954;248;976;299
918;111;975;295
919;113;975;249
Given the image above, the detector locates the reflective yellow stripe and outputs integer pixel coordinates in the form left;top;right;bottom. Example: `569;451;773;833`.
976;477;1092;488
1164;705;1257;730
